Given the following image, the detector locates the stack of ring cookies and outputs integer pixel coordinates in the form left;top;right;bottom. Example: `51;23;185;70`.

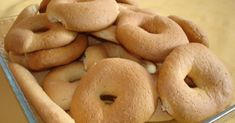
5;0;234;123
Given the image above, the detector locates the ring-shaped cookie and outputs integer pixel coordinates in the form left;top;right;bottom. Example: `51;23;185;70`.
117;12;189;61
157;43;233;123
43;62;86;110
9;34;88;71
5;5;77;54
71;58;157;123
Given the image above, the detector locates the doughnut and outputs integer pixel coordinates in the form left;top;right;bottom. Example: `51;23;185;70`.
47;0;119;32
91;25;119;44
169;15;209;47
157;43;234;123
43;62;86;110
71;58;157;123
9;34;88;71
84;42;157;74
4;5;77;54
9;63;75;123
117;12;189;62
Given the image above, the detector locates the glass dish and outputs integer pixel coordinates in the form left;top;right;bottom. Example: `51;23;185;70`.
1;55;235;123
0;56;37;123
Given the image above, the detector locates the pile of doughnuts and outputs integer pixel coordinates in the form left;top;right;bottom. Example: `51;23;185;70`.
5;0;234;123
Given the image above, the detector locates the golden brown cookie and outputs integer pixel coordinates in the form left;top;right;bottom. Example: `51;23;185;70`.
158;43;233;123
71;58;157;123
43;62;86;110
9;34;88;71
117;12;189;62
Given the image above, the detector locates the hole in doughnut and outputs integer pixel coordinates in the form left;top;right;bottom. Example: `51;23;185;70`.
100;94;117;105
139;19;160;34
68;77;82;83
32;27;50;33
69;79;80;83
184;76;197;88
139;25;158;34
